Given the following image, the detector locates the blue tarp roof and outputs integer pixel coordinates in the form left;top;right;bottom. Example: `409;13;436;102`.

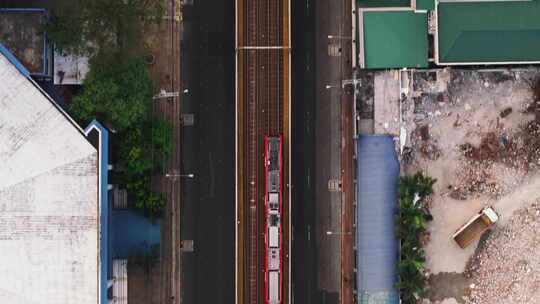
356;135;400;304
111;209;161;259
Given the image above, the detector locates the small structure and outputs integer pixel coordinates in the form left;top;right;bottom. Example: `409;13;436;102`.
54;51;90;84
356;134;400;304
0;8;52;76
356;0;430;69
361;10;428;69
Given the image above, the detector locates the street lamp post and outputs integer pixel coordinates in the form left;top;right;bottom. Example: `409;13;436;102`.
326;230;352;236
327;35;353;40
325;84;339;90
165;173;195;179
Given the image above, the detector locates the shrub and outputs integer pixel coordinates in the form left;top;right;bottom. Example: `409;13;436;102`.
127;176;166;221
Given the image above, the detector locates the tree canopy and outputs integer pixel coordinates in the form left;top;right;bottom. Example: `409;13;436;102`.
55;0;171;220
45;0;164;56
69;51;172;220
395;172;437;304
70;53;153;131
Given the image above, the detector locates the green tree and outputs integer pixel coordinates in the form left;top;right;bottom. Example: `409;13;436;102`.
398;172;436;199
44;0;164;56
151;117;173;169
118;116;173;175
127;176;166;221
44;11;85;56
396;258;426;304
395;172;436;304
69;53;153;131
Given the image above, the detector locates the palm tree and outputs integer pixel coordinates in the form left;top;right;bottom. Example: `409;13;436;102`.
396;172;436;304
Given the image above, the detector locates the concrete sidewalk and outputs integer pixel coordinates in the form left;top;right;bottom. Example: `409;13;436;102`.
314;0;353;303
143;0;183;302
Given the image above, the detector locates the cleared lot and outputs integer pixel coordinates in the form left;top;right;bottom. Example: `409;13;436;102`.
397;68;540;303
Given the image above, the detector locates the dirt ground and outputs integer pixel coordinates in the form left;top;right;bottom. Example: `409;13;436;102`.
128;263;162;304
397;68;540;303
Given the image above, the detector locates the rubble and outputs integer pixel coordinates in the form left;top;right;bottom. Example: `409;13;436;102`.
399;68;540;303
464;203;540;304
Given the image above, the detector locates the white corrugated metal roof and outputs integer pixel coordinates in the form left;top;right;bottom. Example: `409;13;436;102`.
113;259;128;304
0;50;99;303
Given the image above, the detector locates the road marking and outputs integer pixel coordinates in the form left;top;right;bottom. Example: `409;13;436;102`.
208;152;215;198
306;167;311;189
237;46;291;49
305;112;311;135
307;225;311;241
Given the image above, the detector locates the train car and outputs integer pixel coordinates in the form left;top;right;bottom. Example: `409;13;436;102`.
264;135;283;304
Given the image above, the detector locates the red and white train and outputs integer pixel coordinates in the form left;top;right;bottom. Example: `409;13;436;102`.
264;135;283;304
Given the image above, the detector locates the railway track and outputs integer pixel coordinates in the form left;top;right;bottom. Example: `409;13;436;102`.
238;0;289;303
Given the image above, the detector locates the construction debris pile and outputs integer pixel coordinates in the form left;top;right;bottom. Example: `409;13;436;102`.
464;203;540;304
397;68;540;303
402;69;540;202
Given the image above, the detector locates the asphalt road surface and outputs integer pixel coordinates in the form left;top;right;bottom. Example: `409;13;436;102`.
291;0;319;303
293;0;351;303
179;1;235;304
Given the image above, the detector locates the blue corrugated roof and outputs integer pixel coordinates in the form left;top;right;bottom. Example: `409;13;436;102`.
356;135;400;304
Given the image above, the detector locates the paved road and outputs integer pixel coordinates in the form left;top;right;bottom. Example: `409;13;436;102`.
291;0;318;303
179;1;235;304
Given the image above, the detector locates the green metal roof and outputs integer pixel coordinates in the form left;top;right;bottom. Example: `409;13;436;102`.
358;0;410;8
438;1;540;63
416;0;434;10
363;11;428;69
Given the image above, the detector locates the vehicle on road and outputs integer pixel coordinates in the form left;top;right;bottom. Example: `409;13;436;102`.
264;135;283;304
452;207;499;249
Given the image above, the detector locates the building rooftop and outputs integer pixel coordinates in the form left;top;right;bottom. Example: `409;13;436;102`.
0;9;51;75
0;46;99;303
356;0;540;68
437;0;540;64
356;135;400;304
362;10;428;69
358;0;410;8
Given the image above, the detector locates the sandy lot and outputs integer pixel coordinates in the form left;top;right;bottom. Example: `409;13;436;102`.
397;68;540;303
